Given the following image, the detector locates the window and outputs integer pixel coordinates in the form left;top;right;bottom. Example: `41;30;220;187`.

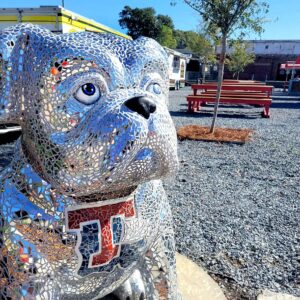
173;56;180;69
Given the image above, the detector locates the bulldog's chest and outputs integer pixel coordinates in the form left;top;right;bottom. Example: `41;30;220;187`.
1;180;164;278
65;195;156;276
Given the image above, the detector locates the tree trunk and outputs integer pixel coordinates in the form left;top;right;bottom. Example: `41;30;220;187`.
237;72;240;80
210;34;226;133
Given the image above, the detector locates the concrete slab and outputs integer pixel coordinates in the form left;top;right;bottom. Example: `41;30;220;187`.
176;253;227;300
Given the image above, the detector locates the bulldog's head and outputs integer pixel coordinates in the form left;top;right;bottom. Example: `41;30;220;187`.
0;24;178;198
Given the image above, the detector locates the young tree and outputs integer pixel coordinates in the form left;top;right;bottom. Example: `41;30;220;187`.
176;0;268;133
227;41;255;79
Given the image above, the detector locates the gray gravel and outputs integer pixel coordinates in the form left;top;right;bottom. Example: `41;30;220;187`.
163;87;300;299
0;88;299;299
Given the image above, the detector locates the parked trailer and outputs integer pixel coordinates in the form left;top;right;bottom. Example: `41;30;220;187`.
164;48;189;90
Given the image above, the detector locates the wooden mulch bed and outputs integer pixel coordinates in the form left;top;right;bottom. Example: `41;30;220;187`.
177;125;253;144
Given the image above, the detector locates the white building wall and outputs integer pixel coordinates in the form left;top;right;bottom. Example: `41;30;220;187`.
248;40;300;55
218;40;300;55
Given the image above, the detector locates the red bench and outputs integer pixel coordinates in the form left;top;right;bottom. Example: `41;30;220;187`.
187;83;273;118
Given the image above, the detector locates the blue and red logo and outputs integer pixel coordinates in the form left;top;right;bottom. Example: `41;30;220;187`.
65;198;137;276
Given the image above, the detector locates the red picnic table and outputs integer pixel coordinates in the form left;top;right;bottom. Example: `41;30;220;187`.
187;83;273;118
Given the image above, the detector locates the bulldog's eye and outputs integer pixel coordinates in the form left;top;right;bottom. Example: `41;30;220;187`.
74;83;101;104
147;83;162;95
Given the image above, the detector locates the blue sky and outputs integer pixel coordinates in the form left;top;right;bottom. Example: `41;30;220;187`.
4;0;300;40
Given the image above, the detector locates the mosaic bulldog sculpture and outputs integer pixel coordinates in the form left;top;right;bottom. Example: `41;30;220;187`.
0;24;179;300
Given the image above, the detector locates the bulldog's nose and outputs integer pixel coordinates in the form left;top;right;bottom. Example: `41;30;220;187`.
124;96;156;119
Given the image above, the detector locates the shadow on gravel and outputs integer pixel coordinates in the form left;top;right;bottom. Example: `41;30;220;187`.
170;110;262;119
271;101;300;109
180;103;257;109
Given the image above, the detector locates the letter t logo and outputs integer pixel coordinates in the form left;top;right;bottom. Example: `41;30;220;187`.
66;198;135;275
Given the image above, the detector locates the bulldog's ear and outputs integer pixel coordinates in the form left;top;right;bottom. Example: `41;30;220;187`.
0;24;49;124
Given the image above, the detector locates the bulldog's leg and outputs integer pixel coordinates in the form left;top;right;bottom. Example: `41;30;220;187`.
139;205;179;300
112;232;179;300
112;210;179;300
143;233;179;300
112;269;146;300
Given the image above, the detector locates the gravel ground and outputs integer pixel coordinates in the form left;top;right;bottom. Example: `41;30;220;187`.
163;87;300;299
0;88;299;299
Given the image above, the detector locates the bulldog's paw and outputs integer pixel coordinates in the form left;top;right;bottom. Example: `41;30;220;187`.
113;269;145;300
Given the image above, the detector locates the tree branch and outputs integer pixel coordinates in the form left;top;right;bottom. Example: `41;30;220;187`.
227;0;256;31
183;0;217;23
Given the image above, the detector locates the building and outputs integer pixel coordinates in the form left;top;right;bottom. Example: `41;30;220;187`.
222;40;300;81
177;48;218;84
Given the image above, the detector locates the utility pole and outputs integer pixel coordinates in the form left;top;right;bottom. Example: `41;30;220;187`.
62;0;65;7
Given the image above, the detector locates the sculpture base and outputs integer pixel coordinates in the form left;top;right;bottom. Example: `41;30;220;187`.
176;253;226;300
102;253;226;300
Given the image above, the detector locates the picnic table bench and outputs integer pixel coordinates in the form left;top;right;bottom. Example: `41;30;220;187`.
187;83;273;118
223;79;265;85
